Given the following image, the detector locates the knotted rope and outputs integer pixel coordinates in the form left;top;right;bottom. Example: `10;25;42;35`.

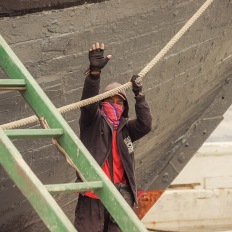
0;0;214;130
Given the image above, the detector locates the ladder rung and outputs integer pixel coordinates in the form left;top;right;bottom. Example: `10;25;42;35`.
0;79;27;91
4;129;64;139
45;181;103;193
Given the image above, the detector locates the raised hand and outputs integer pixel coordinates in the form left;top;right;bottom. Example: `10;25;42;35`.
89;42;112;73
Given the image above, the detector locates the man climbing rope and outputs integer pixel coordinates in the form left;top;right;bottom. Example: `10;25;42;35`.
74;42;152;232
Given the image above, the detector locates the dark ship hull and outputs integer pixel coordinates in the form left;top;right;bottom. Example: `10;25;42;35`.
0;0;232;231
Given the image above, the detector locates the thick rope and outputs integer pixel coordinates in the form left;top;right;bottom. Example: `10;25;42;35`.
40;117;86;182
0;0;214;130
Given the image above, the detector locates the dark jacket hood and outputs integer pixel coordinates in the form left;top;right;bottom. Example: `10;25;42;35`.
102;82;129;118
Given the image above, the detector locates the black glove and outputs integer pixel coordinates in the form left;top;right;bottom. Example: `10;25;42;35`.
89;48;110;72
131;75;143;96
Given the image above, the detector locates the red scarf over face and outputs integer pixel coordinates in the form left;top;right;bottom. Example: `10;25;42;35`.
101;102;124;129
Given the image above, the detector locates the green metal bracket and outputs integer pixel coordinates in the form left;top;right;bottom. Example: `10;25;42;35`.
45;181;103;193
4;129;63;139
0;79;26;86
0;79;27;90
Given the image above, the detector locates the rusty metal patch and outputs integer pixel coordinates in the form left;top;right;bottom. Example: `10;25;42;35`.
134;190;164;220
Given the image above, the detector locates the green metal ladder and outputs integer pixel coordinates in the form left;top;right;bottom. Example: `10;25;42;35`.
0;34;147;232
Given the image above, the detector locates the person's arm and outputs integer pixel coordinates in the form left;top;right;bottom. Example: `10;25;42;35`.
80;42;111;127
127;75;152;141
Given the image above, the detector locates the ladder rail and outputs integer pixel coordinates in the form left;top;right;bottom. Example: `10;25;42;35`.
0;34;147;231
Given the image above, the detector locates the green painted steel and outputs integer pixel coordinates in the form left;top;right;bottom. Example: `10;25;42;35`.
0;129;77;232
0;79;27;90
0;79;26;86
4;129;63;139
0;34;147;232
45;181;103;193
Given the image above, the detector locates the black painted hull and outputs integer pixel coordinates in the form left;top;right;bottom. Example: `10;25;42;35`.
0;0;232;231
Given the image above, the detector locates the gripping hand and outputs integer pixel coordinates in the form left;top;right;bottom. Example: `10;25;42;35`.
131;75;143;96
